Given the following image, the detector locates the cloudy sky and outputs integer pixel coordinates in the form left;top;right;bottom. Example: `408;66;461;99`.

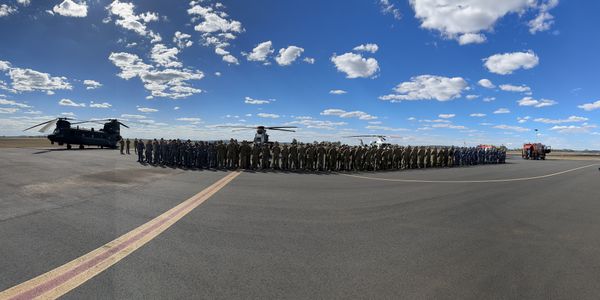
1;0;599;149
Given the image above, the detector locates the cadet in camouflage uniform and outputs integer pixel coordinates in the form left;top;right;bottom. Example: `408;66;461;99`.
145;140;152;163
261;144;270;170
251;143;260;169
306;144;316;171
425;147;431;168
298;143;306;170
317;143;326;171
289;143;298;170
271;142;281;169
418;146;425;168
281;144;289;170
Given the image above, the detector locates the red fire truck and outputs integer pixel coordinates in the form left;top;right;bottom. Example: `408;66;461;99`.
522;143;551;160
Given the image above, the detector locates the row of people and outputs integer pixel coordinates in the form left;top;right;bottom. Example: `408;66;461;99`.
133;138;506;171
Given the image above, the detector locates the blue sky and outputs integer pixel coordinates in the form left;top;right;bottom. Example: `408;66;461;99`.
1;0;599;149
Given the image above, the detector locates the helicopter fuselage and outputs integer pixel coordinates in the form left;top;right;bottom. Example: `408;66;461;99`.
48;127;120;148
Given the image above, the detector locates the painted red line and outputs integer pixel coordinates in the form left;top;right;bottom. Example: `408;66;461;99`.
10;175;231;300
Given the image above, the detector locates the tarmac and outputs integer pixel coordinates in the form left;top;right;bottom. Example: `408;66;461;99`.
1;147;599;299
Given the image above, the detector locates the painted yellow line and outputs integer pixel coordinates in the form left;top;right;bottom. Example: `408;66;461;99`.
0;171;241;300
340;163;600;183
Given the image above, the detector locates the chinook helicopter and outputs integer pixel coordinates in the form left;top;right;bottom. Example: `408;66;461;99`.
217;125;297;144
344;135;400;147
24;117;129;149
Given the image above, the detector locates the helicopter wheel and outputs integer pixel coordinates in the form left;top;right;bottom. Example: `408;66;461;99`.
79;145;84;150
67;144;72;150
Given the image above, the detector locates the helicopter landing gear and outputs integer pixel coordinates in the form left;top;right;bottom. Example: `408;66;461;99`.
79;145;84;150
51;141;54;145
67;144;72;150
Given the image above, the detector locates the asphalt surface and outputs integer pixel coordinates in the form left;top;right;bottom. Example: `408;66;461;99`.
1;147;599;299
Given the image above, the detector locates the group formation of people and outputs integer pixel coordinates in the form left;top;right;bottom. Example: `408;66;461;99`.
128;138;506;172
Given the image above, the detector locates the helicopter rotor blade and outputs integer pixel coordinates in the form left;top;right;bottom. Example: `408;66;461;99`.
216;125;258;129
38;119;59;133
269;128;296;132
231;128;257;132
266;126;297;129
118;122;129;128
23;119;57;131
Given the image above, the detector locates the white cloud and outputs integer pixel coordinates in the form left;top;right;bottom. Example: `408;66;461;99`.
173;106;180;110
287;119;346;130
244;96;273;105
137;107;158;113
534;116;588;124
484;50;539;75
578;100;600;111
430;123;467;130
214;72;221;77
106;0;161;42
478;78;495;88
0;60;11;71
529;0;559;34
17;0;31;6
353;43;379;53
517;96;557;108
438;114;455;119
246;41;273;62
89;102;112;108
500;84;531;92
380;75;468;102
320;108;377;120
409;0;547;44
52;0;87;17
379;0;401;20
303;57;315;64
275;46;304;66
458;33;486;45
121;114;145;119
331;52;379;79
493;124;530;132
173;31;193;49
0;107;19;114
150;44;181;68
470;113;486;117
257;113;280;119
466;94;479;100
83;79;102;90
58;98;86;107
187;1;243;64
329;89;347;95
366;125;408;131
24;110;42;114
221;54;239;65
551;124;596;134
493;108;510;114
517;116;531;123
483;97;496;102
61;112;76;117
176;117;202;122
0;98;31;108
0;61;72;93
0;4;17;17
108;52;203;99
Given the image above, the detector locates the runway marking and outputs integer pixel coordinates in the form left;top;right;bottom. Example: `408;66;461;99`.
340;163;599;183
0;171;241;300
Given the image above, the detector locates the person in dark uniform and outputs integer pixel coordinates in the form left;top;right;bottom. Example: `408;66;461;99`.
125;138;131;154
137;139;145;162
